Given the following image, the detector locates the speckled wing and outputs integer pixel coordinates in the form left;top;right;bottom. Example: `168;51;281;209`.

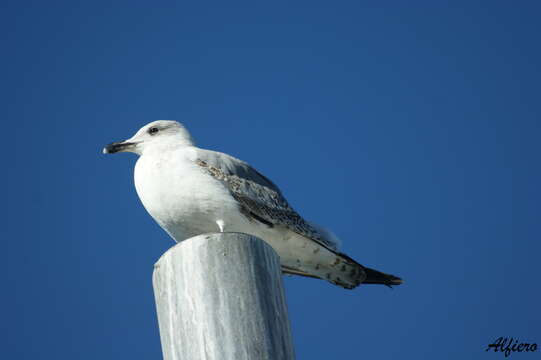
194;149;338;251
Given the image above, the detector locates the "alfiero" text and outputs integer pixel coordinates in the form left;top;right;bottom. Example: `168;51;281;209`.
486;337;538;357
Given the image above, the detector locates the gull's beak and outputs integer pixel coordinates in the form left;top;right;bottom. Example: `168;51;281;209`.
102;140;137;154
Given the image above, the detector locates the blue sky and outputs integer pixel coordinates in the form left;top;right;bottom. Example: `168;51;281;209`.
3;1;540;359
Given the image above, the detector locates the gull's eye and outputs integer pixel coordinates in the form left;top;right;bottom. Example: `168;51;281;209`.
148;127;159;135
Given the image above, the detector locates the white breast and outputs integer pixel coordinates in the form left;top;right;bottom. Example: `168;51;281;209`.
133;147;240;241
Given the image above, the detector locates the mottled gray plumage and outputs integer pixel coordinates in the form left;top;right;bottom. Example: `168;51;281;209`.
195;155;338;251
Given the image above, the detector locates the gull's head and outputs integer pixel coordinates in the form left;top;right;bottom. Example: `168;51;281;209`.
102;120;194;155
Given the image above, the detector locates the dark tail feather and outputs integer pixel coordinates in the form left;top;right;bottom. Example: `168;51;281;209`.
282;253;403;290
337;252;403;287
362;266;403;287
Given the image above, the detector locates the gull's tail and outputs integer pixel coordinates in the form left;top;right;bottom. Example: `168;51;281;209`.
337;252;403;288
282;251;403;290
362;265;403;286
280;231;402;289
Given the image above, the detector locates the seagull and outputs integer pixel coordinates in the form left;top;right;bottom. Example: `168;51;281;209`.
103;120;402;289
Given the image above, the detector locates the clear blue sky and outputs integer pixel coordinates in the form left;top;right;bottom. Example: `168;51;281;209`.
3;1;540;359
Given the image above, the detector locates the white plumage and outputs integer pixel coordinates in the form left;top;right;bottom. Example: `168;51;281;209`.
103;120;402;289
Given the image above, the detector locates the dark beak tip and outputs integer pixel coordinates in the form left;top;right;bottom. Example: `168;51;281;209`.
103;141;135;154
103;142;118;154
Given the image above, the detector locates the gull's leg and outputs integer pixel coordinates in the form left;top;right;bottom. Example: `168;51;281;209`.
216;220;225;232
